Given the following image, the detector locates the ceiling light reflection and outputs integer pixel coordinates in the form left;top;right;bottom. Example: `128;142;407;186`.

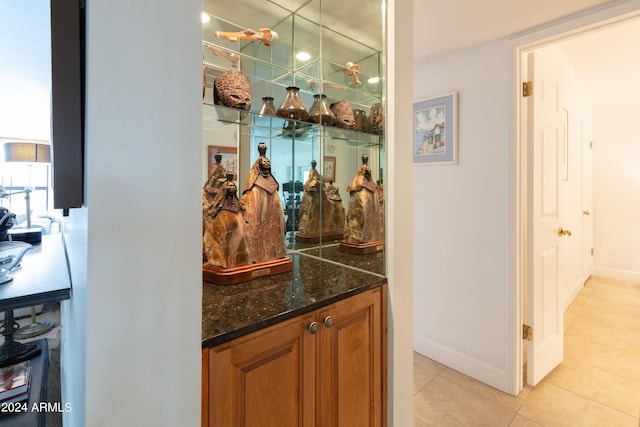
296;52;311;61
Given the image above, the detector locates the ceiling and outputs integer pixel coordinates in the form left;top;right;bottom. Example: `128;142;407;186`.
556;17;640;106
413;0;640;107
412;0;617;62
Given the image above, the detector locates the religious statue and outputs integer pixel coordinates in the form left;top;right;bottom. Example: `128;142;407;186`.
202;153;226;208
203;173;251;269
241;142;287;263
297;160;345;242
341;154;384;253
202;144;292;285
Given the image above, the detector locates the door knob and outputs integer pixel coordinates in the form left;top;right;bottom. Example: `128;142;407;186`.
583;210;590;215
557;227;572;237
307;322;319;335
323;316;334;328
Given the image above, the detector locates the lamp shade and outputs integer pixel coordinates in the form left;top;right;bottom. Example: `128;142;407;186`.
3;142;51;164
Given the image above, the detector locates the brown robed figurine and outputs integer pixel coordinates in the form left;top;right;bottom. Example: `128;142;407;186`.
340;154;384;254
296;160;345;243
203;173;251;269
202;145;292;285
202;153;251;269
241;142;288;263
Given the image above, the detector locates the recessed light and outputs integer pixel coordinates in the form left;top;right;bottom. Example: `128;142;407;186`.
296;52;311;61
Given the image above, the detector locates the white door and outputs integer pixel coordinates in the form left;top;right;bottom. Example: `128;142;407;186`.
581;121;594;279
526;51;566;386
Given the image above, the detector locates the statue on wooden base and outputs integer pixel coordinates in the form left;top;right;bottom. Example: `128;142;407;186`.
241;142;289;263
203;173;251;269
340;154;384;254
202;143;292;285
296;160;345;243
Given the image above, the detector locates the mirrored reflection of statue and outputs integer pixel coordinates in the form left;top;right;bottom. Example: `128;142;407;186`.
377;179;384;220
341;154;384;253
202;153;227;260
326;181;341;203
203;153;226;208
297;160;345;242
241;142;287;262
203;173;251;268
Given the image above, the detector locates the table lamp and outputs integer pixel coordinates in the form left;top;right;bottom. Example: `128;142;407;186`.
2;142;51;244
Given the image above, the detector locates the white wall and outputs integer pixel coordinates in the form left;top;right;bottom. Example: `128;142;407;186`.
387;0;415;424
62;1;202;425
592;103;640;281
60;209;87;425
413;40;514;392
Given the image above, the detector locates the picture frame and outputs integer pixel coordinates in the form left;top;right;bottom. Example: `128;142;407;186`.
207;145;238;181
323;156;336;183
413;91;458;165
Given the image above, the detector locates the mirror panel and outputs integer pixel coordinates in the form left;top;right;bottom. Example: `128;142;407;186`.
202;0;384;278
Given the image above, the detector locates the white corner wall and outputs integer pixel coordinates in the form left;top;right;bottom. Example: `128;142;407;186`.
386;0;415;425
61;1;203;425
412;40;514;392
592;103;640;281
60;209;88;426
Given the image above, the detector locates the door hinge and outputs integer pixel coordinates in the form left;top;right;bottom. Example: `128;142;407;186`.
523;81;533;97
523;324;533;341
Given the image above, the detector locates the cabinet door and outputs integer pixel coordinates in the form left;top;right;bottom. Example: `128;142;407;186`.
316;288;383;427
206;313;316;427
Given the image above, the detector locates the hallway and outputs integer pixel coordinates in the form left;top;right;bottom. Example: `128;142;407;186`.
414;276;640;426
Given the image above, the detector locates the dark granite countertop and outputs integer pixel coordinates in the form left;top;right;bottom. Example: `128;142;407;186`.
202;243;386;348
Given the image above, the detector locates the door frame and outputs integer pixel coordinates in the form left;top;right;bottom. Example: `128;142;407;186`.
510;2;640;395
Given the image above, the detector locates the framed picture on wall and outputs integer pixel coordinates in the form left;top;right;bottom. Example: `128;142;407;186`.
413;91;458;165
207;145;238;181
323;156;336;183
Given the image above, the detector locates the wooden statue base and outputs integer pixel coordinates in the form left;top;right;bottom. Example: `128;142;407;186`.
295;230;343;244
339;240;384;254
203;257;293;286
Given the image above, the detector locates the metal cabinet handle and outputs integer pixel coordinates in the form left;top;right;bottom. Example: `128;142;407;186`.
583;210;590;215
557;227;572;237
323;316;334;328
307;322;319;335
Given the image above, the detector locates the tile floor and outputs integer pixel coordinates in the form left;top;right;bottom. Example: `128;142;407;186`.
414;276;640;426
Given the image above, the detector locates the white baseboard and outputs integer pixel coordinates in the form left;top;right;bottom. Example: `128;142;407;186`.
414;335;510;394
563;277;585;311
593;266;640;282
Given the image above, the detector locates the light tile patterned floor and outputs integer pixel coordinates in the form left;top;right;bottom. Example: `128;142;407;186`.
414;276;640;426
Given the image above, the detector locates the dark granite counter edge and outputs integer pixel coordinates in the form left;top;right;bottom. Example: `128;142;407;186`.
202;277;387;349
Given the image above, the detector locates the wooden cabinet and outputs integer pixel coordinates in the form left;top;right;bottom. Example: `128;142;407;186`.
202;286;386;426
